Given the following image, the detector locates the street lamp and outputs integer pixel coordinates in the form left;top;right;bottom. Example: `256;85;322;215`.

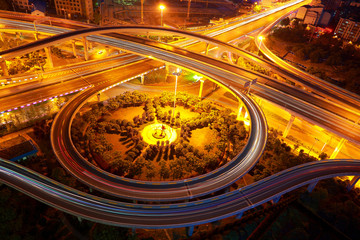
141;0;145;24
61;8;66;19
159;4;165;27
187;0;192;20
309;138;319;155
172;68;182;117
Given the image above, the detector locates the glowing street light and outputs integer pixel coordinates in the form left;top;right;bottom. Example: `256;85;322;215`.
159;4;165;27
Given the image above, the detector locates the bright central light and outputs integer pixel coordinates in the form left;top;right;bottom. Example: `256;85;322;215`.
258;36;264;41
159;4;165;10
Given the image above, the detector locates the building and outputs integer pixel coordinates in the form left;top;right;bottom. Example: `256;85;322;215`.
304;7;324;25
334;17;360;42
296;5;331;26
322;0;342;10
54;0;93;20
10;0;32;12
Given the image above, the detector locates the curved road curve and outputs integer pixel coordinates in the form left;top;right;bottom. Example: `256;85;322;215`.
1;157;359;228
51;58;268;201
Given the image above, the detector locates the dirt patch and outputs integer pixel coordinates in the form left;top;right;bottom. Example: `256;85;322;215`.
105;106;144;122
162;105;200;121
104;133;133;154
189;127;217;151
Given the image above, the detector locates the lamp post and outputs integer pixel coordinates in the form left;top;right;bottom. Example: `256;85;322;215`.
309;138;319;155
172;68;181;117
141;0;144;24
159;4;165;27
187;0;192;20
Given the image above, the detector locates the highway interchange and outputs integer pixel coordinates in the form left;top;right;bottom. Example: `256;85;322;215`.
0;1;360;230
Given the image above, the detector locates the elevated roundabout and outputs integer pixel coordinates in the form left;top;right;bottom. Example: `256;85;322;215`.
0;26;359;230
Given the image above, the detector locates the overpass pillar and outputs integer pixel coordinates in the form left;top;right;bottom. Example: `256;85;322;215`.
44;47;54;68
205;43;210;55
33;32;39;41
347;176;360;191
0;32;4;41
187;225;194;237
198;79;204;99
71;40;77;57
236;211;244;219
271;195;281;204
0;57;9;77
164;63;169;80
237;103;244;120
307;181;318;193
82;36;89;61
283;115;295;138
140;75;144;84
227;51;234;64
330;138;346;159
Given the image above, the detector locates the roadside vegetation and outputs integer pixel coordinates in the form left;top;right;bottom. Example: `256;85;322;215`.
268;18;360;94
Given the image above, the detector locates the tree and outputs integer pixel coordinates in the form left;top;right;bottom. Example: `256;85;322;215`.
318;152;328;160
159;160;170;180
145;162;156;180
280;17;290;26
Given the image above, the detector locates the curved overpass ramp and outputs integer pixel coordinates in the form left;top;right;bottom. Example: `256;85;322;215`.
0;157;359;228
1;26;360;145
50;57;268;201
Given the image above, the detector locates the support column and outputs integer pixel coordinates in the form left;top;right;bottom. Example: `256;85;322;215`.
235;211;244;219
71;40;77;57
205;43;210;55
0;32;4;41
187;226;194;237
198;79;204;98
44;47;53;68
271;195;281;204
33;32;39;40
307;181;318;193
82;36;89;61
88;41;92;50
227;51;233;63
283;115;295;138
77;216;82;222
140;75;144;84
237;103;244;120
0;57;9;77
347;176;360;191
330;138;346;159
164;63;169;80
